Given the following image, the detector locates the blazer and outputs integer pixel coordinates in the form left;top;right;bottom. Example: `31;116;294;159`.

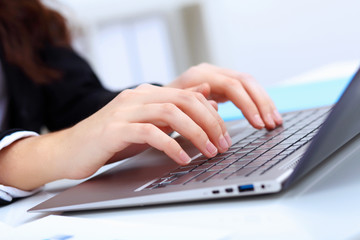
0;45;120;205
0;44;162;205
0;41;167;206
0;45;119;137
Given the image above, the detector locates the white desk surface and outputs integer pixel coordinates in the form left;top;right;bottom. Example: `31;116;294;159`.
1;63;360;239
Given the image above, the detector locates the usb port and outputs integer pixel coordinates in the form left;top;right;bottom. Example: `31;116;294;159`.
238;184;254;192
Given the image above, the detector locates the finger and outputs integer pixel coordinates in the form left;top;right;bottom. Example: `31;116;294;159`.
174;85;226;142
125;103;219;158
198;64;283;126
185;83;211;99
121;123;192;165
133;86;230;152
198;72;266;129
173;90;230;152
208;100;218;111
192;92;231;148
194;67;277;129
238;75;283;127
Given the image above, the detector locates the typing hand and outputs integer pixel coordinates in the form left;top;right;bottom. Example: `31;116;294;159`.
167;63;283;130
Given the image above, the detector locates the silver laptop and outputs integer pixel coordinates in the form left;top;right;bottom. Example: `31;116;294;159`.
29;68;360;213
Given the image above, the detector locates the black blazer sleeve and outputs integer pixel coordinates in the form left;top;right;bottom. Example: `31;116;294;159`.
0;45;163;205
1;45;162;134
40;46;119;131
2;46;119;133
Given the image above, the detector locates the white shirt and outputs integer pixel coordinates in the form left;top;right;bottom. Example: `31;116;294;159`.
0;59;41;202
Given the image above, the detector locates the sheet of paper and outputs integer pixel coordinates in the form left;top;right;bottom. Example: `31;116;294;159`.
9;215;231;240
0;221;16;239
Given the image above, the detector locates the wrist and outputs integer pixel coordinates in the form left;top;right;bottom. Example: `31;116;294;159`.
0;130;69;191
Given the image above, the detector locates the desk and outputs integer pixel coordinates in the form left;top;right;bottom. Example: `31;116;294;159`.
1;71;360;239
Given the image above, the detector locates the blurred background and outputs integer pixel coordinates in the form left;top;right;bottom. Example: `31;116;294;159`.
44;0;360;90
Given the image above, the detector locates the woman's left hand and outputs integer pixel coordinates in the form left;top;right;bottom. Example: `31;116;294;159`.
167;63;283;130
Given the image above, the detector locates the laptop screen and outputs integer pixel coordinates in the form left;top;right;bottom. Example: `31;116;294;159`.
285;67;360;188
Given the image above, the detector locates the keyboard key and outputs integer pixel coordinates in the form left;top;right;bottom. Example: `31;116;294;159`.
205;172;232;181
170;166;196;174
231;159;253;166
227;167;258;179
169;172;202;185
192;165;213;171
216;158;238;165
207;165;226;172
246;149;267;156
220;165;241;173
245;160;266;168
191;159;208;165
187;171;218;183
247;155;271;165
261;149;282;156
206;153;233;163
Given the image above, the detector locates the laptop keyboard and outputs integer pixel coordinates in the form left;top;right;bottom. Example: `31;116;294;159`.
144;107;331;190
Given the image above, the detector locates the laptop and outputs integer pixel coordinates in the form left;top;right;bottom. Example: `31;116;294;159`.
29;67;360;213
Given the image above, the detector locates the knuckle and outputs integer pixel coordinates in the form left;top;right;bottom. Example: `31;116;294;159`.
208;118;221;132
179;90;196;103
119;89;136;100
240;73;256;84
260;105;274;115
161;103;177;116
191;129;206;142
164;137;176;150
194;92;205;100
226;78;240;88
141;124;155;136
197;62;210;68
136;83;152;89
242;73;255;80
210;117;221;128
187;66;201;75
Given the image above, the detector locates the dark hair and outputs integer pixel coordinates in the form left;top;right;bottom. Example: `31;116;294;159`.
0;0;71;83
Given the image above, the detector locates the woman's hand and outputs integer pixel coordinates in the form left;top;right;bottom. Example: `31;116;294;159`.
167;63;283;130
0;84;230;190
57;83;232;180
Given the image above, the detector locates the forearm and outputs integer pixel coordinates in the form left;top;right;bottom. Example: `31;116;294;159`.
0;130;69;191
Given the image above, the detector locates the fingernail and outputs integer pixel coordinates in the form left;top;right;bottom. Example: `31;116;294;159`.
254;114;265;128
179;150;191;164
266;113;276;129
224;132;232;147
206;140;218;156
273;110;283;124
219;135;229;150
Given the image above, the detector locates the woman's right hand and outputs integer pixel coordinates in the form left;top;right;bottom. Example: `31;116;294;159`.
64;84;231;180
